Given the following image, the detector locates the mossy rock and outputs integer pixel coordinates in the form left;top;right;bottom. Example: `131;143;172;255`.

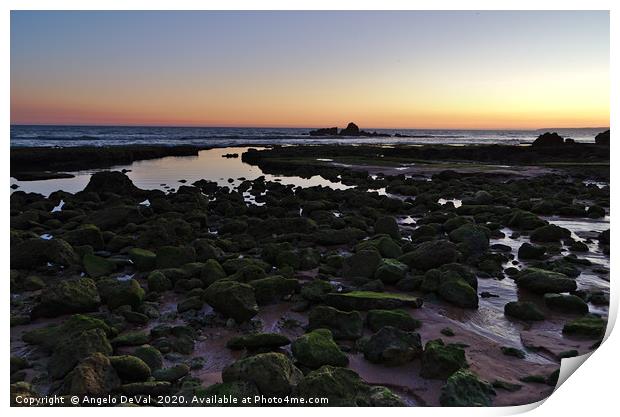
440;369;496;406
11;238;79;269
343;250;383;279
363;326;422;365
62;224;104;250
374;259;408;284
544;293;589;315
518;242;546;260
128;248;156;271
398;240;458;271
200;259;227;286
300;279;333;302
530;224;571;243
49;328;113;379
177;296;204;313
203;280;258;323
133;345;164;371
366;309;421;332
109;355;151;382
152;363;190;382
420;339;467;379
515;268;576;294
111;331;150;347
221;352;303;397
562;316;606;338
97;278;145;310
249;276;299;305
22;314;114;351
324;291;423;311
226;333;290;351
374;216;400;239
504;301;545;321
308;306;363;340
437;277;478;309
356;236;403;259
31;277;101;318
156;245;196;269
292;329;348;369
448;223;490;256
147;270;172;292
293;365;404;406
60;352;120;396
83;253;117;278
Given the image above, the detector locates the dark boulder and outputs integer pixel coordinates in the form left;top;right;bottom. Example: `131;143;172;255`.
532;132;564;147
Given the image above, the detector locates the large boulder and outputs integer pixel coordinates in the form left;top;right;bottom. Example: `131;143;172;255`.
97;278;145;310
366;309;421;332
49;328;113;379
62;224;104;250
156;246;196;269
86;205;145;230
222;352;303;397
544;293;589;315
532;132;564;147
439;370;495;406
363;326;422;365
203;280;258;323
374;216;400;239
515;268;577;294
504;301;545;321
530;224;571;243
61;353;120;396
84;171;145;197
449;224;490;256
562;316;606;338
249;276;299;304
356;236;402;258
374;259;408;284
31;278;100;318
343;250;382;279
292;329;349;369
200;259;227;286
324;291;422;311
109;355;151;382
128;248;156;271
437;275;479;308
133;345;164;371
420;339;467;379
11;238;79;269
398;240;458;271
518;243;546;260
308;306;363;340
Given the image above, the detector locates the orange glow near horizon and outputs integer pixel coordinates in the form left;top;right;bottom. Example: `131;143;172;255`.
11;11;610;130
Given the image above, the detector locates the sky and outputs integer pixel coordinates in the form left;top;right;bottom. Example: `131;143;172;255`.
10;11;610;129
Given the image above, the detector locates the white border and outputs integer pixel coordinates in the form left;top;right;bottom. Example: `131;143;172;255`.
2;2;617;416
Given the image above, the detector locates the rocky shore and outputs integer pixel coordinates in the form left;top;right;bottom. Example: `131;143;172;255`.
11;145;209;180
10;138;610;407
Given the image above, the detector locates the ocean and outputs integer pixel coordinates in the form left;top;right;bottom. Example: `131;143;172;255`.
10;125;608;148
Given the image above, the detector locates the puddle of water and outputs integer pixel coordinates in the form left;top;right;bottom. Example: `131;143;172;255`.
10;147;353;196
437;198;462;208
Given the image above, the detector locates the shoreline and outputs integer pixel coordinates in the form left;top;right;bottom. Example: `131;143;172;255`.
10;142;610;182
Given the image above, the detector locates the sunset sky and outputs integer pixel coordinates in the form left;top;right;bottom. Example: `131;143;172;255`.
10;11;609;129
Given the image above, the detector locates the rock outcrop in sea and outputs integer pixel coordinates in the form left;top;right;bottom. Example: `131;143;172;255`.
309;122;390;137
